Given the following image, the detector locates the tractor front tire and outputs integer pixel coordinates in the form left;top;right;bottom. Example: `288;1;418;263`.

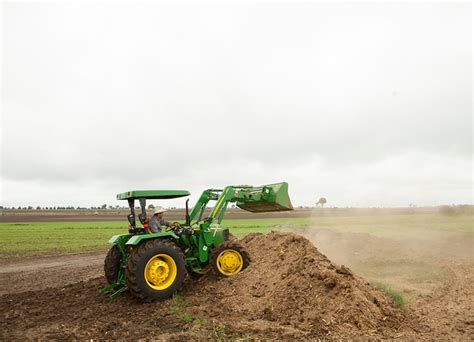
104;245;121;284
210;241;250;277
125;239;186;302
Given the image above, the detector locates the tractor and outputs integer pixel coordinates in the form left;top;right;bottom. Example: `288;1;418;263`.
101;182;293;301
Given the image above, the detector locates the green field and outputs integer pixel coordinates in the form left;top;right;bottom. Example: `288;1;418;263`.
0;214;472;258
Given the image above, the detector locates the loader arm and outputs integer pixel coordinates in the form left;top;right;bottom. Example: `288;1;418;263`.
189;182;293;226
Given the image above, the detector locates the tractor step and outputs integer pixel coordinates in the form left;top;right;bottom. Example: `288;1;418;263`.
100;282;128;300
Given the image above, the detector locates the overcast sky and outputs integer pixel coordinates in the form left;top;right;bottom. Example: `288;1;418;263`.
1;2;472;208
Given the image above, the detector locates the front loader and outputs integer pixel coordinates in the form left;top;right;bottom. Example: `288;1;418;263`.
101;182;293;301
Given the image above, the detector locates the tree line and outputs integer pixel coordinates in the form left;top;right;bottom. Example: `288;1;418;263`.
0;204;174;210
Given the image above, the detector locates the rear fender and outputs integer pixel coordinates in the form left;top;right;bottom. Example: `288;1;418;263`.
125;231;179;246
108;234;130;245
212;226;229;245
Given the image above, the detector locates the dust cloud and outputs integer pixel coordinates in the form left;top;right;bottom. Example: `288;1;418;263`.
293;208;474;297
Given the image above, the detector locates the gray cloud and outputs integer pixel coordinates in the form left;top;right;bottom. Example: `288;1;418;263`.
1;2;472;207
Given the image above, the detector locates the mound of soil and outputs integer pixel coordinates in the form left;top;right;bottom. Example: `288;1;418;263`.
187;232;411;339
0;232;418;340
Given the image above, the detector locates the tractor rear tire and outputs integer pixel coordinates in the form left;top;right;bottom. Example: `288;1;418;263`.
104;245;121;284
210;241;250;277
125;239;186;302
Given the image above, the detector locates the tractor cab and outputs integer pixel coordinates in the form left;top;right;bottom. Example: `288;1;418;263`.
116;190;190;234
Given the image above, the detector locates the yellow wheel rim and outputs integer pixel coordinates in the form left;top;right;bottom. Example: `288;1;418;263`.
216;249;244;276
144;254;177;290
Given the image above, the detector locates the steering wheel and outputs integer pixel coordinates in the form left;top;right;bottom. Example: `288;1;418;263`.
170;222;184;234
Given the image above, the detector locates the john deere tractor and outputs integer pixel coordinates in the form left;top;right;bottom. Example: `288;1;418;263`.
101;182;293;301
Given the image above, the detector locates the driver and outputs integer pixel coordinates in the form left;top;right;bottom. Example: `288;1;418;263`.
149;207;172;233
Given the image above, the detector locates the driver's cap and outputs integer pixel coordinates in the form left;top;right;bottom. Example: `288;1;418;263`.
153;207;167;214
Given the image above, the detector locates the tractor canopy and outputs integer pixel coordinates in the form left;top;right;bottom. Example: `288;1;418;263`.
116;190;190;200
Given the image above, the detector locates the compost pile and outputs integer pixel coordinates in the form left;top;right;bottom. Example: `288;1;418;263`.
188;231;409;339
1;232;416;340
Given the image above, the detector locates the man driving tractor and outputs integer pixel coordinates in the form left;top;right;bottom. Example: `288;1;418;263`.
149;207;172;233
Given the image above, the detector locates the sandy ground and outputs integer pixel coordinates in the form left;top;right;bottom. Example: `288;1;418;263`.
1;228;472;340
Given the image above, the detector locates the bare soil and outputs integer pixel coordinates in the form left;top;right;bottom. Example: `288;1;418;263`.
300;228;474;340
0;253;104;296
1;231;472;340
0;208;314;222
0;207;440;222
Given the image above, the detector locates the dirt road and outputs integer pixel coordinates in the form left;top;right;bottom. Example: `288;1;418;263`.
0;253;104;295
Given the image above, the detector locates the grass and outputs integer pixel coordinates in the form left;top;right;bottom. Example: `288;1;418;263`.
0;218;312;258
0;221;126;258
212;322;227;341
223;217;311;235
308;214;474;238
373;282;406;309
0;213;471;258
358;259;448;283
168;294;231;341
169;294;196;323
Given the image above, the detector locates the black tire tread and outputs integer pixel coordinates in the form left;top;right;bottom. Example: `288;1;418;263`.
104;245;121;284
125;239;186;302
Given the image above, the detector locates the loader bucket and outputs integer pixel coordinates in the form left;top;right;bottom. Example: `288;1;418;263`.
237;182;294;213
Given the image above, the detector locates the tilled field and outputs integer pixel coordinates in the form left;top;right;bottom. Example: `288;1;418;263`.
1;232;472;340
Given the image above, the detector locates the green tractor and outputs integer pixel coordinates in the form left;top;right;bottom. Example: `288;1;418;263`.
101;182;293;301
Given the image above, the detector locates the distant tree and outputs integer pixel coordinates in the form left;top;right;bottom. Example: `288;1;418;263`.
36;206;41;210
101;204;107;209
316;197;327;207
148;204;155;210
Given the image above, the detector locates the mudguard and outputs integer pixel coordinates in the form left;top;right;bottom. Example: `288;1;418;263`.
108;234;130;244
125;231;179;246
211;226;229;245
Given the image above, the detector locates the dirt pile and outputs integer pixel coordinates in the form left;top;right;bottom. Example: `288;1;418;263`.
0;232;418;340
187;231;411;339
